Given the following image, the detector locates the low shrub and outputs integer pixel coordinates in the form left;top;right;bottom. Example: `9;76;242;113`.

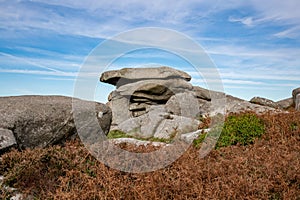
194;113;265;148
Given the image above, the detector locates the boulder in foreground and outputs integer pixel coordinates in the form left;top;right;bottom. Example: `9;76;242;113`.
0;95;112;150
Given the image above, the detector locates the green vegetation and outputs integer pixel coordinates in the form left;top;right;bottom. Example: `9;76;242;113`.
194;113;265;149
148;137;172;143
107;130;132;139
107;129;175;143
290;122;298;131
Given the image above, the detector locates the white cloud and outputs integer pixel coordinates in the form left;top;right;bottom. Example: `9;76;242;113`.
0;52;63;72
1;0;299;40
229;16;254;27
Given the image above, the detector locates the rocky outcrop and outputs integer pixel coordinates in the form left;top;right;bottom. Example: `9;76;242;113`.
0;95;112;151
293;88;300;111
100;66;277;140
192;87;276;115
101;67;201;139
250;96;295;110
102;67;195;129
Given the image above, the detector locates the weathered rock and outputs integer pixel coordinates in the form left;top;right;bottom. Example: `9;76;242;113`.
198;95;276;116
153;116;201;139
193;86;211;101
0;95;112;149
117;105;168;138
107;92;132;128
227;95;277;114
276;98;294;110
115;79;193;102
250;97;280;109
107;78;194;127
129;102;152;112
129;103;152;117
192;86;226;101
0;128;17;153
165;92;200;118
117;105;200;140
100;66;191;86
292;88;300;111
101;66;283;142
180;129;210;144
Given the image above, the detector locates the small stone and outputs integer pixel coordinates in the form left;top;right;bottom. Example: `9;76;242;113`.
0;128;17;153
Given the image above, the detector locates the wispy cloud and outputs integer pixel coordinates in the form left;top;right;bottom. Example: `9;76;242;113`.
0;69;77;77
229;16;255;27
274;26;300;39
0;52;63;72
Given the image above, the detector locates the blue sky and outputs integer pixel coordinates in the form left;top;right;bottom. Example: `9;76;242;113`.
1;0;300;103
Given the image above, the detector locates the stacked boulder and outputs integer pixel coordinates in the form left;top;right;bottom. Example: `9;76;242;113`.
100;67;201;139
100;66;277;140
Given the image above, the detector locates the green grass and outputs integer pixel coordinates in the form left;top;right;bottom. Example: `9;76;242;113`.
194;113;265;149
107;130;176;143
106;130;132;139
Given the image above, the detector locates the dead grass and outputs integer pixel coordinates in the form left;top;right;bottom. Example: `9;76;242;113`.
1;111;299;199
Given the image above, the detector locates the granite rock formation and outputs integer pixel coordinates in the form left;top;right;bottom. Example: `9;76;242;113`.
0;95;111;152
100;66;277;140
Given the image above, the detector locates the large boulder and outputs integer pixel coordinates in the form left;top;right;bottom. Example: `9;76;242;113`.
250;97;280;109
106;92;132;128
0;95;112;149
192;86;226;101
192;86;212;101
153;115;200;139
293;88;300;111
165;92;200;118
117;105;168;139
0;128;17;153
276;98;294;110
100;66;191;86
